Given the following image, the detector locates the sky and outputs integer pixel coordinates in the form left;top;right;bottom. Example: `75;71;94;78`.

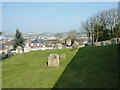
2;2;118;33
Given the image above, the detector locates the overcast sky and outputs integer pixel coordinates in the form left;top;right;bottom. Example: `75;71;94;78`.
2;2;118;33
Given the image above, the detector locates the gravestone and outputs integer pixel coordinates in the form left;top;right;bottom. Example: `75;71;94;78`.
57;43;62;49
4;49;12;57
111;38;117;45
16;46;23;53
9;46;14;50
42;45;46;50
25;43;30;48
48;54;59;67
0;50;6;60
24;47;31;53
96;42;100;46
84;43;89;47
100;41;105;46
72;44;79;50
59;54;66;59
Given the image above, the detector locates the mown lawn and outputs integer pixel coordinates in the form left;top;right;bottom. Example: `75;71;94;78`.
1;45;119;88
2;48;78;88
54;45;119;88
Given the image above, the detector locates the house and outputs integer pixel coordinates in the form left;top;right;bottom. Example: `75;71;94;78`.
65;37;72;46
26;39;45;48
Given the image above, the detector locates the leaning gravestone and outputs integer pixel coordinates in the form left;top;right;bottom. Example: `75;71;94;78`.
59;54;66;59
16;46;23;53
48;54;59;67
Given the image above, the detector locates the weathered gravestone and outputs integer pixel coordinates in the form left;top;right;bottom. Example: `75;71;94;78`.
111;38;117;45
96;42;100;46
57;43;62;49
84;43;89;47
4;49;12;57
72;44;79;50
59;54;66;59
0;50;6;60
24;47;31;53
100;41;105;46
16;46;23;53
42;45;46;50
48;54;59;67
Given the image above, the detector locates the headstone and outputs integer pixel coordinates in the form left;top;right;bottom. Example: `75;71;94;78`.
84;43;89;47
100;41;105;46
25;43;30;48
104;40;110;45
24;47;31;53
57;43;62;49
9;46;14;50
111;38;117;45
59;54;66;59
48;54;59;67
96;42;100;46
42;45;46;50
0;50;6;60
16;46;23;53
4;49;12;57
72;43;79;50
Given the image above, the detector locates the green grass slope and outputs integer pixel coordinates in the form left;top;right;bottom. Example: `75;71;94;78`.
2;48;78;88
54;45;119;88
2;45;119;88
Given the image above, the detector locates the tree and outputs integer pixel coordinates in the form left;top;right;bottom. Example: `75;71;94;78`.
106;8;118;38
81;8;118;45
66;30;78;46
81;20;91;41
14;29;25;48
55;33;63;40
114;24;120;43
68;30;78;40
0;32;2;36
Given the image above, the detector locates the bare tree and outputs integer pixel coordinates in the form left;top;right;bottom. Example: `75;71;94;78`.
106;8;118;37
81;8;118;45
55;33;63;40
81;20;91;41
67;30;78;40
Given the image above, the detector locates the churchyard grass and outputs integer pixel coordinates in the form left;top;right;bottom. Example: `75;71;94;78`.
2;48;78;88
1;45;119;88
54;45;119;88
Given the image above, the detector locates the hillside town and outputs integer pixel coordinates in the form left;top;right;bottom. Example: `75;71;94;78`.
0;29;120;60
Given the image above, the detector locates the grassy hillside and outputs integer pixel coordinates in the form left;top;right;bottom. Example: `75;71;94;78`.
54;45;119;88
2;48;78;88
1;45;119;88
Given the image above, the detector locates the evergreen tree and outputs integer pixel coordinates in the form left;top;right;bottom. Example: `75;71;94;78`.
14;29;25;48
0;32;2;36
